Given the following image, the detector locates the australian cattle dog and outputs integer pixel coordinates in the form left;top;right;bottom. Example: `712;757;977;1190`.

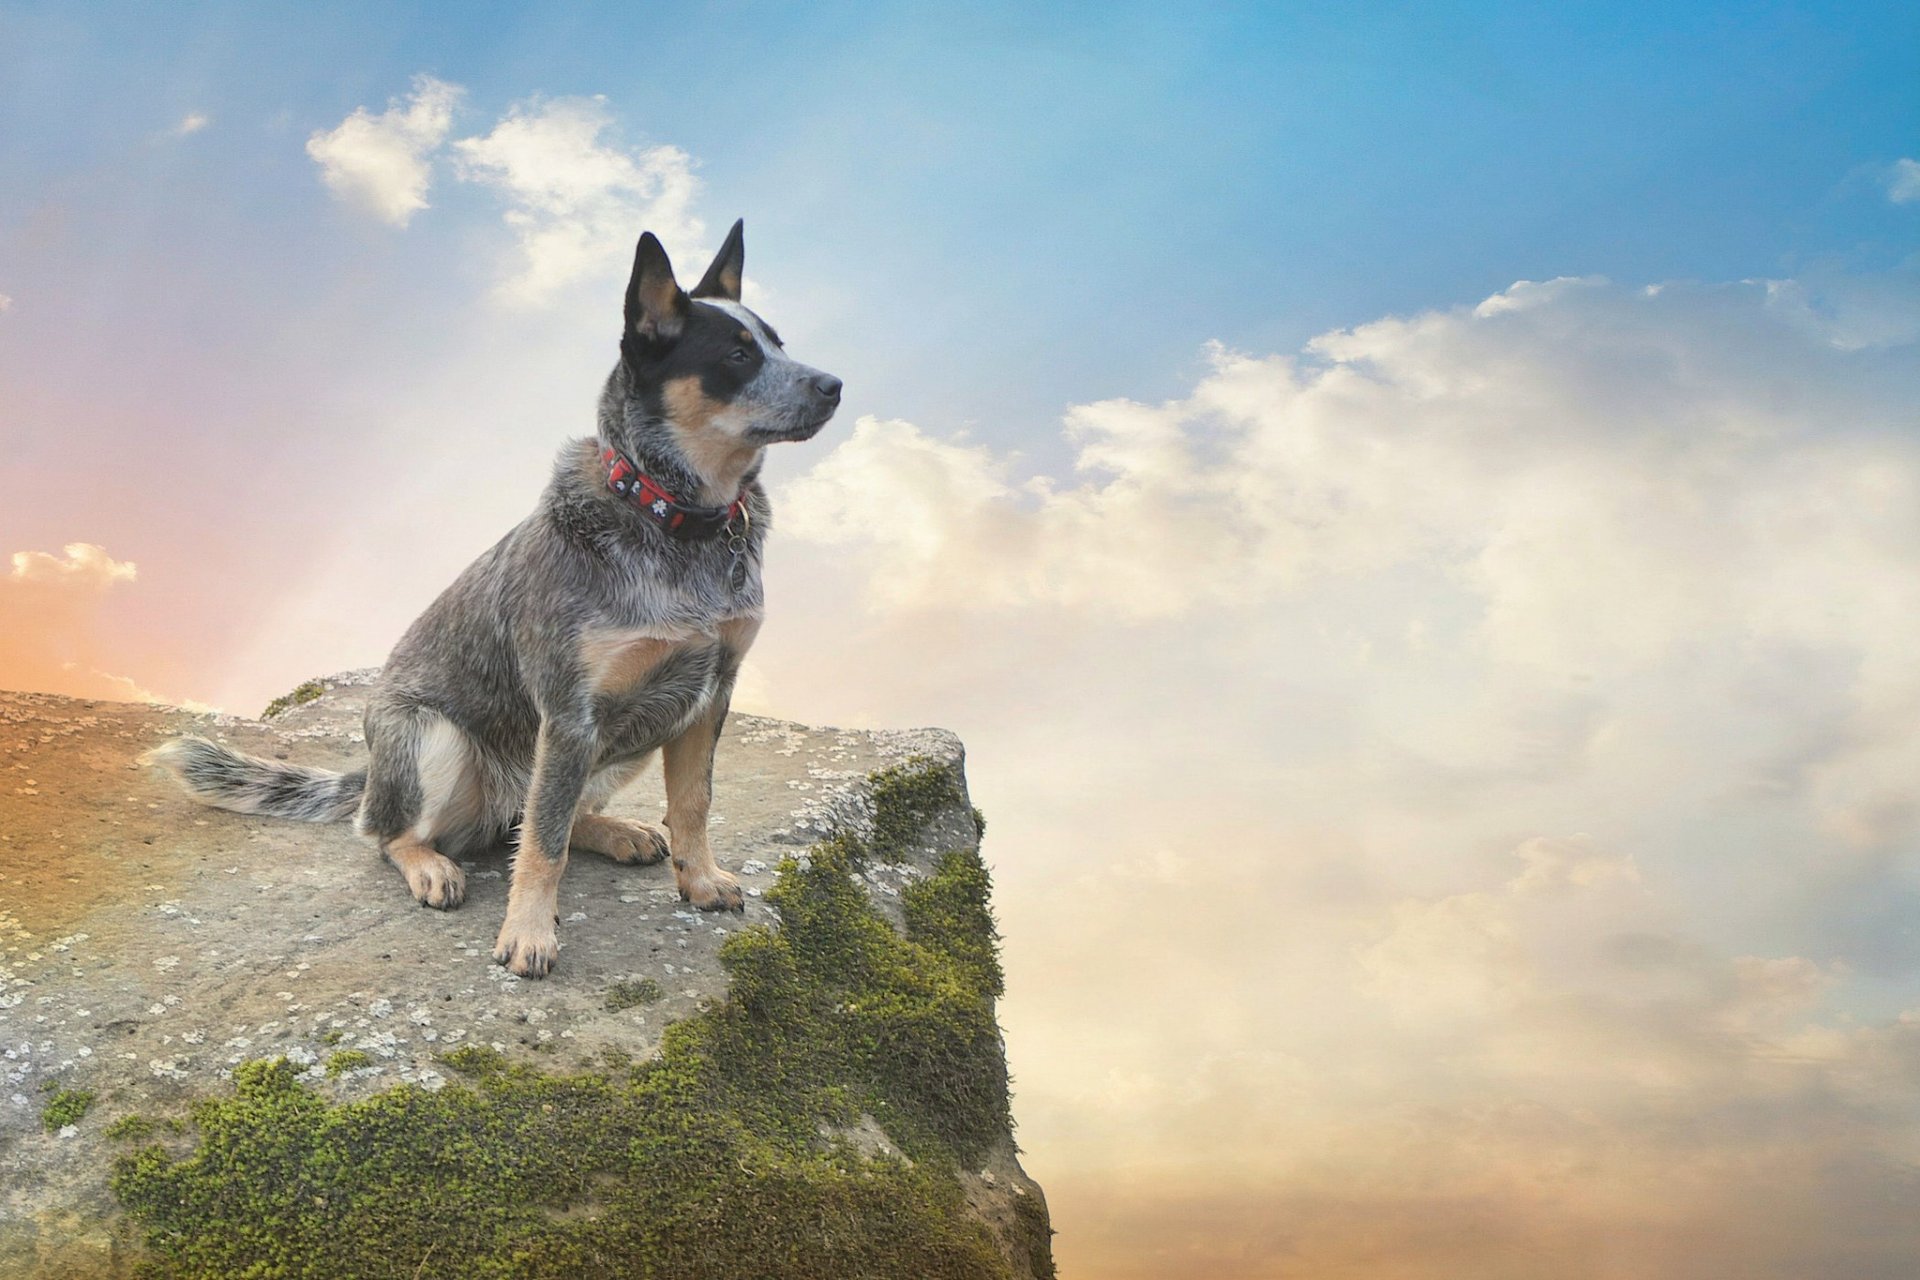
148;222;841;977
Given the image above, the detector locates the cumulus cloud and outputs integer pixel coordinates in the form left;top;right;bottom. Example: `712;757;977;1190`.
792;275;1918;637
756;267;1920;1278
306;77;704;303
173;111;209;136
450;95;702;304
0;544;157;702
1888;157;1920;204
10;543;138;587
305;75;461;226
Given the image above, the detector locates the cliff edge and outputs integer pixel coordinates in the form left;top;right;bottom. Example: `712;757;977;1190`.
0;672;1052;1279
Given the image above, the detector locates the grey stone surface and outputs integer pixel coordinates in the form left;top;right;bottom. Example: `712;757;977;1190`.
0;674;1038;1278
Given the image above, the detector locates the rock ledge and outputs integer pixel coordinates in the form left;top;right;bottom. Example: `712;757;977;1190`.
0;674;1051;1279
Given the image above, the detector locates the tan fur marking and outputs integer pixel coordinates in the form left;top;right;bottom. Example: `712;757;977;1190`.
571;812;669;864
718;615;762;651
662;713;739;911
578;631;675;698
384;833;466;909
661;376;762;504
658;615;759;912
493;731;571;977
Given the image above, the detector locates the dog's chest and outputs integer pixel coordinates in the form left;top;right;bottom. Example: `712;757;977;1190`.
577;618;752;758
580;627;724;701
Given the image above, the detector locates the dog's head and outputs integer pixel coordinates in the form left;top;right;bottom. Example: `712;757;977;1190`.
618;221;842;453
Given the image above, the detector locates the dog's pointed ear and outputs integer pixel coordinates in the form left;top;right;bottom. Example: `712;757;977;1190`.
690;219;745;302
625;231;689;344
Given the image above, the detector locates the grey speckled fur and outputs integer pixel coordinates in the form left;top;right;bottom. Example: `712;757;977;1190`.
148;221;841;976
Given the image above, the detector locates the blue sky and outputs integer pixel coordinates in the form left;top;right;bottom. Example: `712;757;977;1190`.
6;0;1916;446
5;6;1920;1277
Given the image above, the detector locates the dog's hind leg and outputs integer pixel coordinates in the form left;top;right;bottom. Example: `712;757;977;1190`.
571;812;669;864
569;757;668;865
358;704;479;910
383;832;468;909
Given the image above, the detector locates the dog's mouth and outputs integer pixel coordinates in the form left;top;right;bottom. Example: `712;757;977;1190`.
750;408;838;444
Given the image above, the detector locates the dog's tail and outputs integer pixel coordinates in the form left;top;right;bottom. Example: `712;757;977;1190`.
142;735;365;824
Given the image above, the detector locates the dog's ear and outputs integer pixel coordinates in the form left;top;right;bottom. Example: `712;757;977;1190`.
625;231;689;344
690;219;745;302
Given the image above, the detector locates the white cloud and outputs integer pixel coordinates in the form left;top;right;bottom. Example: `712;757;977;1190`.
305;75;461;227
1;544;156;702
755;266;1920;1277
1888;157;1920;204
10;542;137;587
787;274;1920;661
173;111;209;136
450;95;702;304
0;292;10;313
304;77;705;302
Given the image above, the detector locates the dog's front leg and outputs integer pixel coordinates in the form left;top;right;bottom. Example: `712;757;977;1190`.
494;717;596;977
662;712;744;912
663;619;758;912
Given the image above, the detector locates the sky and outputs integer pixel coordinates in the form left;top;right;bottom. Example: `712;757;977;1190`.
5;2;1920;1275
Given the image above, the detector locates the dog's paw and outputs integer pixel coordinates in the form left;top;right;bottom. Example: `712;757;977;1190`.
571;814;669;866
388;844;467;910
677;865;745;914
492;918;559;978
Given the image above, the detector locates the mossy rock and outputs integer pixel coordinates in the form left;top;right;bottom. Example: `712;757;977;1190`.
261;678;325;719
103;757;1046;1278
0;685;1047;1279
41;1089;94;1132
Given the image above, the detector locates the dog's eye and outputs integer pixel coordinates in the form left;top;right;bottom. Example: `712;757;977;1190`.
728;347;753;364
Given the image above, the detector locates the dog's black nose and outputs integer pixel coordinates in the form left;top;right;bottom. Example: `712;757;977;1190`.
812;374;843;401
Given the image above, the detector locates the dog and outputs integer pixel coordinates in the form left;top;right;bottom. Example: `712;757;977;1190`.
146;221;841;977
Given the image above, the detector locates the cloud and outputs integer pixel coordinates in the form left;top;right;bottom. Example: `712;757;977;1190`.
450;95;702;303
305;75;461;226
755;266;1920;1277
0;544;157;702
788;274;1920;686
306;77;704;302
1888;157;1920;204
10;543;138;587
0;292;10;313
173;111;209;137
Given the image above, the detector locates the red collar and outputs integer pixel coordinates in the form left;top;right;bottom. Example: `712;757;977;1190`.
602;447;747;542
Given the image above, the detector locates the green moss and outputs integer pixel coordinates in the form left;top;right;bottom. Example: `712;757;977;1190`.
867;756;967;860
261;678;325;720
42;1088;95;1131
903;848;1004;1000
321;1029;345;1047
1011;1192;1058;1280
438;1045;508;1077
323;1049;372;1078
106;1114;158;1143
110;759;1039;1279
605;978;664;1011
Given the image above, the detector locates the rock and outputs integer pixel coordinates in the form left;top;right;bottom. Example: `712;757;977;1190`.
0;675;1052;1279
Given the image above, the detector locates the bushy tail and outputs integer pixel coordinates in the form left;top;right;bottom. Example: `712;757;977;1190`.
142;735;365;823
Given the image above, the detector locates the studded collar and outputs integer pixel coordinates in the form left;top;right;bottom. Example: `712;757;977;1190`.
601;446;747;542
